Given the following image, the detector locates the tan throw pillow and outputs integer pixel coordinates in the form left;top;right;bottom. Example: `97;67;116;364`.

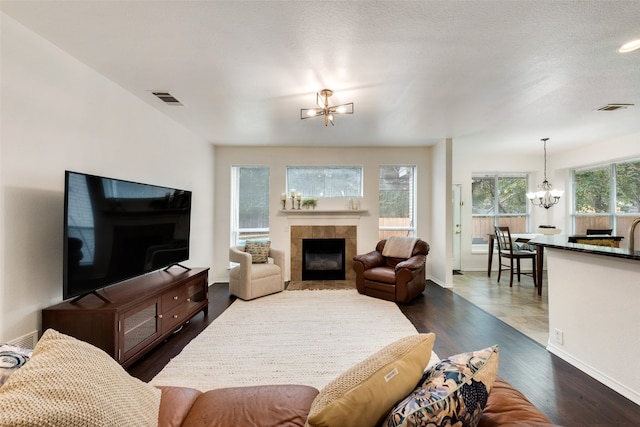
0;329;161;427
245;240;271;263
305;333;436;427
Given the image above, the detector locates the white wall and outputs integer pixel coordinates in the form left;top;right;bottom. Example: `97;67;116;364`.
212;146;434;284
546;248;640;405
430;139;452;287
0;14;214;342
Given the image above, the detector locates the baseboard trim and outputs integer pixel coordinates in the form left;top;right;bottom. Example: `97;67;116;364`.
547;343;640;406
428;277;451;288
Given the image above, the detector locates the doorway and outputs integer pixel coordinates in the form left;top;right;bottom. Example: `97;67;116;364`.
452;184;462;273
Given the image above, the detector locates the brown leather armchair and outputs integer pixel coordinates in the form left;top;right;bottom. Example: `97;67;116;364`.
352;238;429;304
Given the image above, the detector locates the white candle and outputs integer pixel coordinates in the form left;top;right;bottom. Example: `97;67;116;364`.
281;193;286;201
296;193;302;201
290;189;296;198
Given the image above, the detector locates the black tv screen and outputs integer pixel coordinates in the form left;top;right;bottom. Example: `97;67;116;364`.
63;171;192;300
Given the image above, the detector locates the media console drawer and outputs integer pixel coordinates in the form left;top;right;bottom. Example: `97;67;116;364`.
42;267;209;367
162;286;187;311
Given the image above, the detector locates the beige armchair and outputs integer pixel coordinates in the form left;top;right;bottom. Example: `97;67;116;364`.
229;245;284;300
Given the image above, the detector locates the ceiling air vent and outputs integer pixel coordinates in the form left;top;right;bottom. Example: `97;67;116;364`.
151;91;183;106
594;103;634;111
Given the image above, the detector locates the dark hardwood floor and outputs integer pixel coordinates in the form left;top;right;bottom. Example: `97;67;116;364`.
127;282;640;427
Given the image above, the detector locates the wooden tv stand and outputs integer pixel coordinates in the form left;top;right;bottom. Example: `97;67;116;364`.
42;267;209;368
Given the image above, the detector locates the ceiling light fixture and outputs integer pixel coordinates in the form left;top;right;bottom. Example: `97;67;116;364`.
300;89;353;126
618;38;640;53
527;138;563;209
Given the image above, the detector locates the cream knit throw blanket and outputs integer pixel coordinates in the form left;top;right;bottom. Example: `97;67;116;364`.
382;236;419;258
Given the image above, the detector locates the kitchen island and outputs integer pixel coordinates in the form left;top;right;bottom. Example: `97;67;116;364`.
528;235;640;406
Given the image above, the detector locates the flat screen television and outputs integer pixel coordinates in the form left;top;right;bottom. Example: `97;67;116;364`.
63;171;192;301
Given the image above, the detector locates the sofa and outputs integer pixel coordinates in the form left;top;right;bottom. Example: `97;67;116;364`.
157;378;558;427
0;330;559;427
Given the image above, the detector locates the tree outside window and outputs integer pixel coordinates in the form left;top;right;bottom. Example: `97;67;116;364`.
231;166;269;246
573;160;640;241
574;166;610;232
472;174;528;245
286;166;362;198
379;165;416;239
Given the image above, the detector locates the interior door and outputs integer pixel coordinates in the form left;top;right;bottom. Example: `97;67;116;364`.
452;184;462;271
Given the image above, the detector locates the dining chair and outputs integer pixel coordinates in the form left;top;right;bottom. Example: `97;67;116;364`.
494;226;537;288
586;228;613;235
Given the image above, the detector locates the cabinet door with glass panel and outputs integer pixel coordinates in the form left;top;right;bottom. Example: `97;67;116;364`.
118;298;160;363
185;274;208;316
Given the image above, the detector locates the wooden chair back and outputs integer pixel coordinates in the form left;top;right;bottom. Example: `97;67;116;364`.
494;226;514;254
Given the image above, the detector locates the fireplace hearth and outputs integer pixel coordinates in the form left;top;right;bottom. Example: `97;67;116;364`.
302;238;345;280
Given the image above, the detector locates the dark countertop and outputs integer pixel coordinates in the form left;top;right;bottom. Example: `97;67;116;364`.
529;234;640;261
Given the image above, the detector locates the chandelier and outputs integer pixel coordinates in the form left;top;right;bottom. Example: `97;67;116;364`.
527;138;563;209
300;89;353;126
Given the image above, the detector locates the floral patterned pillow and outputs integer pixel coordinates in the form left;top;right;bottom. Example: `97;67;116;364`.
0;343;33;387
383;345;499;427
244;241;271;264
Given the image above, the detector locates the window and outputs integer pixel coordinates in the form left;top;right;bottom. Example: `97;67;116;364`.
573;160;640;242
286;166;362;198
574;166;611;232
379;165;416;239
231;166;270;246
471;174;529;245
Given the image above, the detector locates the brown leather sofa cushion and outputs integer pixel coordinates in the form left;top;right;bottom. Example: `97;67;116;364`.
364;266;397;284
157;386;203;427
180;384;319;427
479;378;557;427
157;379;559;427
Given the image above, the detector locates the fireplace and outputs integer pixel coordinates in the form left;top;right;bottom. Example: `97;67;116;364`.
290;225;357;283
302;238;346;280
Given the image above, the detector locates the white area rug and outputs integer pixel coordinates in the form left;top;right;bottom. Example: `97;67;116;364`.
150;289;437;391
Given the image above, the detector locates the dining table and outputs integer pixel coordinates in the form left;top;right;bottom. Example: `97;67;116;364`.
486;233;544;295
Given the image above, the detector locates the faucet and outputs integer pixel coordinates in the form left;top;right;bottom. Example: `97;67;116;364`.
629;217;640;253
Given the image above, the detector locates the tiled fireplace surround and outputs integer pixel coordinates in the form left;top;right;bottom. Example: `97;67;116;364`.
290;225;357;283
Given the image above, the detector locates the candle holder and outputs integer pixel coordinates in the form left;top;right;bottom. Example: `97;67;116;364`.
281;199;287;210
291;196;296;210
296;198;301;210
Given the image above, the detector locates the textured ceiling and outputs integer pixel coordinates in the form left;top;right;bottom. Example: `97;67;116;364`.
2;1;639;154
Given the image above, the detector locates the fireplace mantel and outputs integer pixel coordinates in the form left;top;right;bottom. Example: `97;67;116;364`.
279;209;367;218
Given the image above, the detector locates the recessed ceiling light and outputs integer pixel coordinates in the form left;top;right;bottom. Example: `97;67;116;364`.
618;39;640;53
